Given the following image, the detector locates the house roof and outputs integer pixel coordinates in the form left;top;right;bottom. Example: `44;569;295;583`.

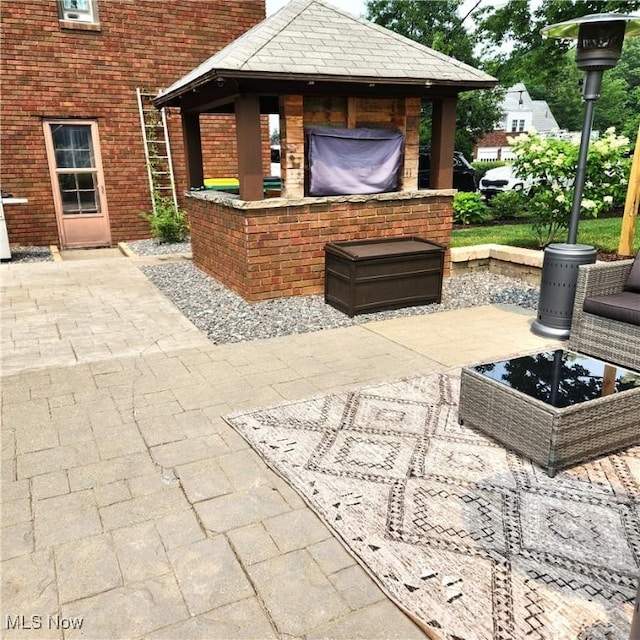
155;0;496;106
531;100;559;131
501;83;559;132
502;83;534;112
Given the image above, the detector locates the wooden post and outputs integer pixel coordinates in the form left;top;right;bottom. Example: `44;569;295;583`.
347;97;357;128
430;96;457;189
280;94;304;199
181;112;203;190
235;95;264;201
618;123;640;256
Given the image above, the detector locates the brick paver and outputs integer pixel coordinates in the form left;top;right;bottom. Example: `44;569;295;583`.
1;257;559;639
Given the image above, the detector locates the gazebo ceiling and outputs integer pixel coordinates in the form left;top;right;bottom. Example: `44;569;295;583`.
154;0;496;112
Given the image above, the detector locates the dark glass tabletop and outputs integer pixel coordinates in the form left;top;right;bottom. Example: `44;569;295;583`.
472;350;640;409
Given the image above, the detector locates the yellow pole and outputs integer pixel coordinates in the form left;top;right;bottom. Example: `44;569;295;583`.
619;123;640;256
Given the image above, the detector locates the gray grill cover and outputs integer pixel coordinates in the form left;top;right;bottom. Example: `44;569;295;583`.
308;127;404;196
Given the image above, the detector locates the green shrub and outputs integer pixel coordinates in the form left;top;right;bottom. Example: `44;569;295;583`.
472;160;507;182
141;195;189;243
488;190;528;221
510;128;630;247
452;192;489;225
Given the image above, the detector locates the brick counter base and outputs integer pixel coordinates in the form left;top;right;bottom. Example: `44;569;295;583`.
186;190;453;302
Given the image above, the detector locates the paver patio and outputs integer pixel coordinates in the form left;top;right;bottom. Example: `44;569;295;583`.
1;257;559;639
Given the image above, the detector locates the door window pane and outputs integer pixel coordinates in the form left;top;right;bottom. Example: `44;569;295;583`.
52;125;94;168
79;188;99;212
51;124;100;215
57;171;99;215
58;172;100;215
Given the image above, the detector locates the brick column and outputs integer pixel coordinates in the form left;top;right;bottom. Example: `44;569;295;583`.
402;97;421;191
280;94;304;199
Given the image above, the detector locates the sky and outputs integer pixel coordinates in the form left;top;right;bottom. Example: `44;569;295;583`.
265;0;510;20
266;0;365;17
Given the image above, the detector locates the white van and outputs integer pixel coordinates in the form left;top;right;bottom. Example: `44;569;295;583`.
479;165;532;198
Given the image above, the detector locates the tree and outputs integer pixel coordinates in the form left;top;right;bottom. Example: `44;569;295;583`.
364;0;640;158
528;46;636;134
531;53;583;131
605;37;640;139
510;129;631;247
478;0;640;87
478;0;640;135
365;0;503;156
366;0;478;64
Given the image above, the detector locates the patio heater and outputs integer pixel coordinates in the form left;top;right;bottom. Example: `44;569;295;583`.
531;13;640;339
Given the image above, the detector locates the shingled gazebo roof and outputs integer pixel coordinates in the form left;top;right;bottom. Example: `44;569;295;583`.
155;0;496;109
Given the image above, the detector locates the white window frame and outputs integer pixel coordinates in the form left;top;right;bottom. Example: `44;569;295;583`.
477;147;499;161
57;0;100;26
501;147;516;161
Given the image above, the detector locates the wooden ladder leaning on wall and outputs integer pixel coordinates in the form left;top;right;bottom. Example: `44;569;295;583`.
136;88;178;215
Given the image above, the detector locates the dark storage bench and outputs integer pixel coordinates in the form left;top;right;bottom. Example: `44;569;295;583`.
324;237;445;317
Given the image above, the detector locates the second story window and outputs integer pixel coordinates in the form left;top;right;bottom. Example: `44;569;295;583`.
58;0;100;27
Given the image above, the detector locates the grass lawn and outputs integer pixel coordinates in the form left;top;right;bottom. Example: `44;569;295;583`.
451;216;639;254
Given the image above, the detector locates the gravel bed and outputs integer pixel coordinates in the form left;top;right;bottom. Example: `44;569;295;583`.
5;246;53;263
126;238;192;256
141;261;539;344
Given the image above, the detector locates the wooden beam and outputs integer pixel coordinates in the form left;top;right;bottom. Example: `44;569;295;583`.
181;112;203;189
430;96;457;189
182;93;241;114
619;123;640;256
235;95;263;201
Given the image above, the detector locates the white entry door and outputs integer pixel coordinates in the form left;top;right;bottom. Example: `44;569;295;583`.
44;120;111;248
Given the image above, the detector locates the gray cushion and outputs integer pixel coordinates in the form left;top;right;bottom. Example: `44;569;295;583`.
584;291;640;326
624;253;640;293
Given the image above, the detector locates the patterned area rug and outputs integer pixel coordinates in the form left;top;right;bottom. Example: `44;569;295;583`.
224;371;639;640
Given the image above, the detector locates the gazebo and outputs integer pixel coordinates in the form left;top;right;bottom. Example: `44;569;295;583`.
154;0;496;301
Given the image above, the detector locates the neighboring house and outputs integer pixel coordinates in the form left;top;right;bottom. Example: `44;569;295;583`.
1;0;268;249
474;83;560;161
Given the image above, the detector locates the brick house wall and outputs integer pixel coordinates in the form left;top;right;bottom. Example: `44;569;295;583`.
1;0;267;247
187;193;452;301
473;131;527;160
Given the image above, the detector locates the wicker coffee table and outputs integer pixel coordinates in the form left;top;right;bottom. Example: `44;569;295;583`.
459;350;640;476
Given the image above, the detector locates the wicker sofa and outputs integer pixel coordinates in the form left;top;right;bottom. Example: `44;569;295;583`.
569;256;640;372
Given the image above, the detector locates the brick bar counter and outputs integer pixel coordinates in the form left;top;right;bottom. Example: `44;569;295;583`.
185;189;454;302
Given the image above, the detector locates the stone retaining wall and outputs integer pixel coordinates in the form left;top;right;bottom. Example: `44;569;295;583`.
451;244;543;286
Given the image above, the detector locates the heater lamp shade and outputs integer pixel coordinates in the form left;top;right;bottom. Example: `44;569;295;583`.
541;13;640;40
542;13;640;71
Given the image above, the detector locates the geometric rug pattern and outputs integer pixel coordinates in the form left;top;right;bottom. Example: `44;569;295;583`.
225;372;639;640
